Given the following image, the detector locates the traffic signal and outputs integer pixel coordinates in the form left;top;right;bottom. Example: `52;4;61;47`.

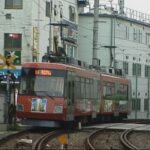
0;74;4;82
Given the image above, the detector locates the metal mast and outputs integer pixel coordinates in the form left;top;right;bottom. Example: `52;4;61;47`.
92;0;99;67
49;0;52;54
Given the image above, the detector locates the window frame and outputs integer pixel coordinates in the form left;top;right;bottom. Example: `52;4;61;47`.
144;98;148;111
132;98;141;111
4;33;22;50
123;62;128;75
132;63;141;76
69;5;76;22
5;0;23;9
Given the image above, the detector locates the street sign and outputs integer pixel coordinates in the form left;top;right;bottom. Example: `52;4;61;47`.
58;134;68;145
0;54;17;69
0;69;21;84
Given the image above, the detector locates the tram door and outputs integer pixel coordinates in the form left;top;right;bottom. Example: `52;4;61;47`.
66;71;75;121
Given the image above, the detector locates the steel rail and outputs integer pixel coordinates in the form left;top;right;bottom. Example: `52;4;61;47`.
120;129;139;150
32;130;64;150
84;124;124;150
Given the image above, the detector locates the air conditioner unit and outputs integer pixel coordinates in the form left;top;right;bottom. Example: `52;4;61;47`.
5;13;12;19
108;68;115;74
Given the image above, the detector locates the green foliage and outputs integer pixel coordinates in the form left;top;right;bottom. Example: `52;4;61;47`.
104;94;127;101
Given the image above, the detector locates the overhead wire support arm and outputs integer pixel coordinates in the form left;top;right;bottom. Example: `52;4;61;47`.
50;22;69;40
49;22;69;52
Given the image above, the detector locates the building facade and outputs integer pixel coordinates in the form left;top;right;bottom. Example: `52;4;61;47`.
78;3;150;119
0;0;89;124
0;0;80;65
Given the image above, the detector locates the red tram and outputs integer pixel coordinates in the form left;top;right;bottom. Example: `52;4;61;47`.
16;62;131;127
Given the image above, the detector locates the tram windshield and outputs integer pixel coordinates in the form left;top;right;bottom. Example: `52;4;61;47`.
19;68;65;97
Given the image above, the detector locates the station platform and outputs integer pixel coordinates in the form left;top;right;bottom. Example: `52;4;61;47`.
0;123;31;140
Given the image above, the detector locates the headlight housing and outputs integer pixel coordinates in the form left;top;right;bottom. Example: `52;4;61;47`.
16;104;24;111
53;105;63;113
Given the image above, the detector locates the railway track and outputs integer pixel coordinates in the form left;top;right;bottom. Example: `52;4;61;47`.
0;128;55;150
84;128;138;150
84;124;126;150
120;129;138;150
1;122;150;149
84;123;150;150
32;130;65;150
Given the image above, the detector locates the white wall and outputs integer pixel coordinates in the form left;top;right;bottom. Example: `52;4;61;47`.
78;15;113;66
78;13;150;119
0;0;78;63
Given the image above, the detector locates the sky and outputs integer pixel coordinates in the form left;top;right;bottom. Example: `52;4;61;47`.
89;0;150;15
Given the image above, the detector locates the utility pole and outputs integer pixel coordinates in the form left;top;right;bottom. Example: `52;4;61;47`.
92;0;99;67
135;63;138;119
6;71;11;124
148;66;150;118
48;0;52;55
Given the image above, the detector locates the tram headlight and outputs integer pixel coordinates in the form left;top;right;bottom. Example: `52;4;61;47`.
53;105;63;113
16;104;24;111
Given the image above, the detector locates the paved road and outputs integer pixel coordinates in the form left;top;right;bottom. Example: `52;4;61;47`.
85;123;150;131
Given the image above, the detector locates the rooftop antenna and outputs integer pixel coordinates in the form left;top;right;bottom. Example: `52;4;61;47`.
118;0;124;15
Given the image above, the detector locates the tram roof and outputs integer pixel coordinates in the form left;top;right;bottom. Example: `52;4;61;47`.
22;62;100;78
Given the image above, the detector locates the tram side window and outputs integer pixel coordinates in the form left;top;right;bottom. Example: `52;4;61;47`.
67;71;75;101
93;79;99;99
75;77;93;99
81;77;85;99
97;81;100;99
85;78;90;98
75;77;81;99
103;82;115;99
90;79;94;99
67;72;71;99
117;84;128;100
74;77;99;100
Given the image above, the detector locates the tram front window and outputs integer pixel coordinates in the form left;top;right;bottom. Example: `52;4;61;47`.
20;76;64;97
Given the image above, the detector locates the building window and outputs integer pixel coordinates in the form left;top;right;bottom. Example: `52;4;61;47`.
66;45;77;58
133;28;137;41
46;1;51;17
132;98;141;111
4;33;22;65
144;98;149;111
54;5;58;16
4;33;22;50
126;56;129;59
123;62;128;75
132;63;141;76
125;26;129;40
145;65;150;77
60;7;63;18
69;6;75;22
144;99;148;111
146;33;150;45
5;0;23;9
138;30;142;43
